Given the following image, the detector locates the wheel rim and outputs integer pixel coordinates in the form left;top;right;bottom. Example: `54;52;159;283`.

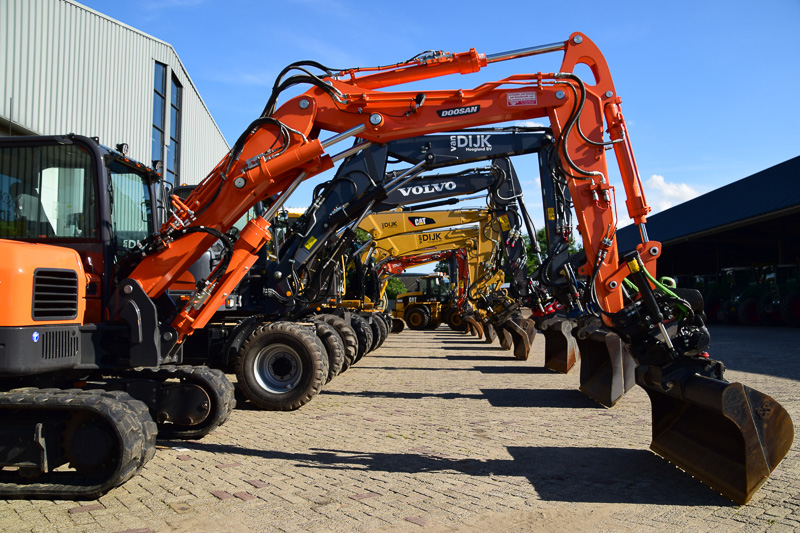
252;343;303;393
409;311;423;327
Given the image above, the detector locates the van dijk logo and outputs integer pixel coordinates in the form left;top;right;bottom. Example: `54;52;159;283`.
449;134;492;152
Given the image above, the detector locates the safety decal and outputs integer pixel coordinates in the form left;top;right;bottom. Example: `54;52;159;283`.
507;91;537;107
303;236;317;250
499;215;511;232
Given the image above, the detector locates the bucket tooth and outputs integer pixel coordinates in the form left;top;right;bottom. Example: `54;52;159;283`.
575;322;635;406
540;317;579;373
638;368;794;505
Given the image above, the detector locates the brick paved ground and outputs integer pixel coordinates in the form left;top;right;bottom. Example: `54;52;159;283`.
1;324;798;532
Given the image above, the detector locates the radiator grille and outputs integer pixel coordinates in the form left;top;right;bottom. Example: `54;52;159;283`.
41;329;79;359
33;269;79;321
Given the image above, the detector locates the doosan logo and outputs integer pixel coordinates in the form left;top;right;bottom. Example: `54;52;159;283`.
437;105;480;118
397;182;457;197
449;134;492;152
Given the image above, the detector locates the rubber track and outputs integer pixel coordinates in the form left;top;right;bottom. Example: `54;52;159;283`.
0;388;156;500
118;365;235;440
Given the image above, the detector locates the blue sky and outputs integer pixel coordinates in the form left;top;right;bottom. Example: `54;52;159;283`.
80;0;799;237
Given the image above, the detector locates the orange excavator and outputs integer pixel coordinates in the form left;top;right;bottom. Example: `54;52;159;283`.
0;33;791;504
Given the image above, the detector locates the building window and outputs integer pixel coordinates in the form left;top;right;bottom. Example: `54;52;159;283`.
167;75;182;184
152;62;166;170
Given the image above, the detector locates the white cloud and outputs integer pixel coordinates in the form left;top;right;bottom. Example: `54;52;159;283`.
644;174;700;214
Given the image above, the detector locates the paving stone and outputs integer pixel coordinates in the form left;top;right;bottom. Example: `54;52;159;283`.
2;325;799;532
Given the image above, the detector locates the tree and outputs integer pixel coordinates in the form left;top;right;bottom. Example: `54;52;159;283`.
384;277;408;300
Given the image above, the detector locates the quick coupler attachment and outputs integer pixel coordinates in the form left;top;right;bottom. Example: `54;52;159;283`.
636;360;794;505
574;318;636;406
539;316;579;373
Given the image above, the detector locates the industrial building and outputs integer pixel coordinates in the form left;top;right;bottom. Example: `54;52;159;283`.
0;0;229;184
617;155;800;276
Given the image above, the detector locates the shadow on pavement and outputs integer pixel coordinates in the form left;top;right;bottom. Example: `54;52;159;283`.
473;366;553;375
481;388;602;409
176;441;732;507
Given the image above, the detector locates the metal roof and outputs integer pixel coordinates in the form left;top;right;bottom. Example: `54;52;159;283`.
617;155;800;252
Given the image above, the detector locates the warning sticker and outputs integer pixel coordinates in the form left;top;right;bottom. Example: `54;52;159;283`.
499;215;511;232
303;236;317;250
507;91;538;107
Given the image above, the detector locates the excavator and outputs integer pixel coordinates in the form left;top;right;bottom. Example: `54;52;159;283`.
360;206;536;360
0;33;791;504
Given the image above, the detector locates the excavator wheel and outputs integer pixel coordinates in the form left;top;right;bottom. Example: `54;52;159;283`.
310;319;345;383
315;314;358;372
235;321;327;411
445;308;468;332
404;305;431;331
363;313;387;352
391;318;405;333
348;312;374;363
116;365;236;440
369;312;389;350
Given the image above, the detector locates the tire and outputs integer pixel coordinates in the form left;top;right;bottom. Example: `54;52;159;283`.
315;314;358;372
348;312;374;363
445;307;468;332
363;314;383;352
310;319;345;383
391;318;405;333
737;298;760;326
780;291;800;327
404;305;431;331
369;312;388;349
235;321;327;411
757;293;783;327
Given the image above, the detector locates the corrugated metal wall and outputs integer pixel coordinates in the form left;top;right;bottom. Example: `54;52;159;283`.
0;0;229;185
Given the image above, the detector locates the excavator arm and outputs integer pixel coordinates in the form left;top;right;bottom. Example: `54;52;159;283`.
114;33;789;504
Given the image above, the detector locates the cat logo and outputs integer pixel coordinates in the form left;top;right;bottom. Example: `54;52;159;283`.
409;216;435;227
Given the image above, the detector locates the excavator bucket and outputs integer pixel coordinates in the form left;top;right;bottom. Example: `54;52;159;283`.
391;318;405;333
465;316;484;339
498;326;513;351
539;317;579;373
497;319;531;361
575;322;635;407
483;321;496;344
638;371;794;504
